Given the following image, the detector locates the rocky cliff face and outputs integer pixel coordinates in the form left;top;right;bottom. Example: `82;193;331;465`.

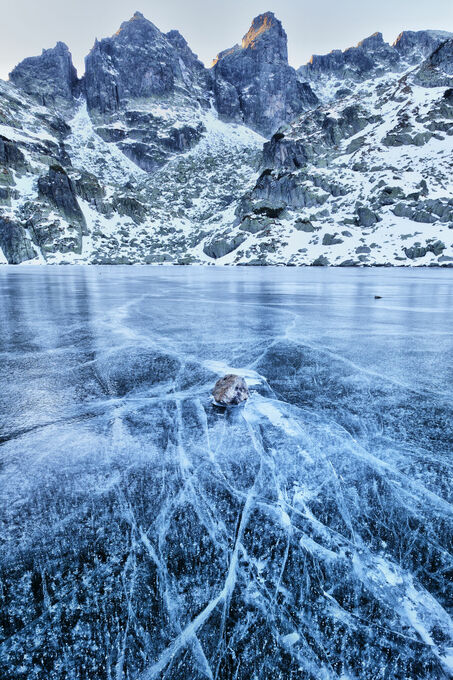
81;12;213;174
83;12;209;115
9;41;78;107
298;29;453;100
298;32;399;85
0;13;452;266
212;12;318;136
394;29;453;62
414;38;453;86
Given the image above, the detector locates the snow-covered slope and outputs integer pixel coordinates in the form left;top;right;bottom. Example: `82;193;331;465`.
205;74;453;266
0;15;452;266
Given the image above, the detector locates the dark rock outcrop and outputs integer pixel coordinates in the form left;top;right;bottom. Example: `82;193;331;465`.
252;171;327;209
393;30;453;62
0;136;27;170
0;217;37;263
261;104;377;174
212;12;318;136
299;32;400;83
414;39;453;87
38;165;86;227
9;42;78;106
74;172;107;213
262;135;310;171
84;12;208;114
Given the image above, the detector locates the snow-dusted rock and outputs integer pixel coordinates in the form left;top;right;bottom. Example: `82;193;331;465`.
84;12;209;115
394;30;453;62
414;39;453;87
9;42;78;106
212;12;318;136
0;216;37;263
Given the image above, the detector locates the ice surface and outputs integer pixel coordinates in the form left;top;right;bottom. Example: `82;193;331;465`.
0;266;452;680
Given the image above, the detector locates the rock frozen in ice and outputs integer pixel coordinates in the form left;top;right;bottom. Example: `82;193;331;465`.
211;374;249;405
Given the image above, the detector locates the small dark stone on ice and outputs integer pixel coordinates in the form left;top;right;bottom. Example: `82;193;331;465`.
374;295;382;299
212;374;249;406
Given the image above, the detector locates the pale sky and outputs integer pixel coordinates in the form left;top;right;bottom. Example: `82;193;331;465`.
1;0;452;80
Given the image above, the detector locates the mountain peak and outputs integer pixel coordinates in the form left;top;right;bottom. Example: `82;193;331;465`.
357;31;385;49
114;11;160;38
240;11;287;61
9;41;78;104
393;29;453;61
53;41;71;54
241;11;278;48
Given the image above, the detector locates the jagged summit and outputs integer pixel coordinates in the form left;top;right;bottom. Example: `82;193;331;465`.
241;11;287;61
212;12;287;66
114;10;161;38
357;31;385;49
84;12;207;114
9;41;78;105
393;29;453;62
211;11;317;135
53;41;73;54
298;28;453;97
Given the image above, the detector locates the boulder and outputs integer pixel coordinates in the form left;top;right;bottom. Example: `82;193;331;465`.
312;255;330;266
378;186;405;205
356;206;380;227
322;232;343;245
393;202;414;218
203;233;247;259
404;240;445;259
294;219;315;232
212;374;249;405
239;216;268;234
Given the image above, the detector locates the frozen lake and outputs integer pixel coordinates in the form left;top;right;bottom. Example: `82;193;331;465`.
0;266;452;680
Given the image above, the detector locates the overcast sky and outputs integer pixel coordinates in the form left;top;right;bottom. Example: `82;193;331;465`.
1;0;452;79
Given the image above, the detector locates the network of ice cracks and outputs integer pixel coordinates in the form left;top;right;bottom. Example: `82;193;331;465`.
0;268;452;680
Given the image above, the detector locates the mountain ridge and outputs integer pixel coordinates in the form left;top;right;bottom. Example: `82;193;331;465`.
0;12;452;266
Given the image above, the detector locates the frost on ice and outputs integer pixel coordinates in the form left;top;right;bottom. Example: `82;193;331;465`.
0;267;452;680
